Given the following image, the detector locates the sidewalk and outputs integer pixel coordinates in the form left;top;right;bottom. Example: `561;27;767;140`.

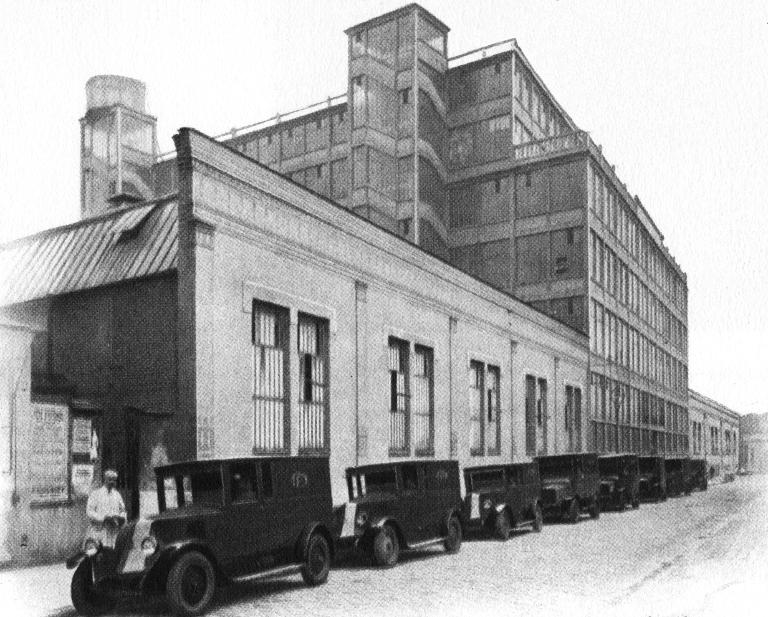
0;561;74;617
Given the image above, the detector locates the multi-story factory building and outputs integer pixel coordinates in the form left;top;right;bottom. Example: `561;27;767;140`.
78;3;689;459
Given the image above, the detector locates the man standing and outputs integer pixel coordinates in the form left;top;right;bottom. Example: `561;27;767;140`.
85;469;126;548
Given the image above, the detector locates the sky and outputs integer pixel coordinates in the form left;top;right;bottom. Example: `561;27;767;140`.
1;0;766;415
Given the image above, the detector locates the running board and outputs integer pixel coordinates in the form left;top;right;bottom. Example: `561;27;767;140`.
232;564;301;583
408;537;445;549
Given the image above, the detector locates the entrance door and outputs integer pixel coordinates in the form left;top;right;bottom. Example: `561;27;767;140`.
123;408;142;520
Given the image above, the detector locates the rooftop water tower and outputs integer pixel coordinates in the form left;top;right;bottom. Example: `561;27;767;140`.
80;75;157;218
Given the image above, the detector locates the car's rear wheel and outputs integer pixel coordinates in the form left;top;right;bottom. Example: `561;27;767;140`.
532;504;543;532
589;497;600;519
566;498;579;524
494;510;512;541
301;532;331;586
71;560;115;616
166;550;215;617
443;515;462;553
373;524;399;568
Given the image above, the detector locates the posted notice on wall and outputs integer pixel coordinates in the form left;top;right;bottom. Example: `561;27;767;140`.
29;402;69;503
71;417;92;455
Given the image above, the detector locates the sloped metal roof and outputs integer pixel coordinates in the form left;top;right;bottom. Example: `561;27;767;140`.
0;198;178;306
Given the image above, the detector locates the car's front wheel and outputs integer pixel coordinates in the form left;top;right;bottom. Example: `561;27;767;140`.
301;532;331;586
443;515;462;553
373;524;399;568
71;560;115;616
166;550;216;617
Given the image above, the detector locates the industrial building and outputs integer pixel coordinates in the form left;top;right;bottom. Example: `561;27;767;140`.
0;4;740;564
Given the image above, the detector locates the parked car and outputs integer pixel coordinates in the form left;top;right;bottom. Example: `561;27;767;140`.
665;456;692;496
690;458;709;491
638;455;667;501
598;453;641;511
345;460;463;567
66;457;338;616
462;462;543;539
535;453;601;523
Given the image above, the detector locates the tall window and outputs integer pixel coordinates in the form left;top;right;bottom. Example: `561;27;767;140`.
565;385;583;452
253;302;289;453
388;337;410;455
469;362;501;456
469;362;483;455
412;345;434;455
525;375;547;455
298;314;329;453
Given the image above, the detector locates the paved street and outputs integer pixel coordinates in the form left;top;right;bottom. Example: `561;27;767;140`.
2;475;766;617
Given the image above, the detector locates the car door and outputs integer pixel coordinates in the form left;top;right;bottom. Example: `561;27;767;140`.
224;460;271;575
399;463;422;544
505;466;524;523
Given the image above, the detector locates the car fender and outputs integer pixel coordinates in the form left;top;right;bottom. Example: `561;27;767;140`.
66;551;87;570
141;540;220;595
295;521;335;562
367;517;405;547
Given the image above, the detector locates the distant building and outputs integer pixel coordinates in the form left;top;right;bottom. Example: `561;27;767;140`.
740;413;768;473
688;391;739;478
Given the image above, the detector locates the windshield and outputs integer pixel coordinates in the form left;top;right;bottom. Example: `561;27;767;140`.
538;457;572;476
599;458;620;475
348;469;397;499
160;469;223;510
639;458;657;473
468;469;504;491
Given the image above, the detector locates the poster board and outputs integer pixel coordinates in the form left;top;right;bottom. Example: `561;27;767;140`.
29;402;69;504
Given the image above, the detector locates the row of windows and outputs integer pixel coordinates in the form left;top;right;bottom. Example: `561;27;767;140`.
252;300;584;458
588;163;686;312
592;422;689;455
707;426;738;456
591;231;687;352
589;372;688;432
232;109;348;165
515;61;568;141
288;157;349;202
590;300;688;395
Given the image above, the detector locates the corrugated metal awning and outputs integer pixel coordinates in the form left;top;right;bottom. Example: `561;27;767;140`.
0;198;178;306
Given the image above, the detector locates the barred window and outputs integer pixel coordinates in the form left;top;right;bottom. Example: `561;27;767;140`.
469;361;483;455
388;337;410;455
252;302;289;453
412;345;434;455
470;361;501;456
298;314;329;453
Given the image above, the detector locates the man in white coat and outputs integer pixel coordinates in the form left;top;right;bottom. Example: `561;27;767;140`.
85;469;126;548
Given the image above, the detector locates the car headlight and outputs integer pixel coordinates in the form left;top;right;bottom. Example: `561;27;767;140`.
84;539;99;556
140;536;158;555
355;512;368;526
483;499;492;510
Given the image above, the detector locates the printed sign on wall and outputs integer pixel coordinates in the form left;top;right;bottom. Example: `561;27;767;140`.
29;403;69;503
71;417;92;455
